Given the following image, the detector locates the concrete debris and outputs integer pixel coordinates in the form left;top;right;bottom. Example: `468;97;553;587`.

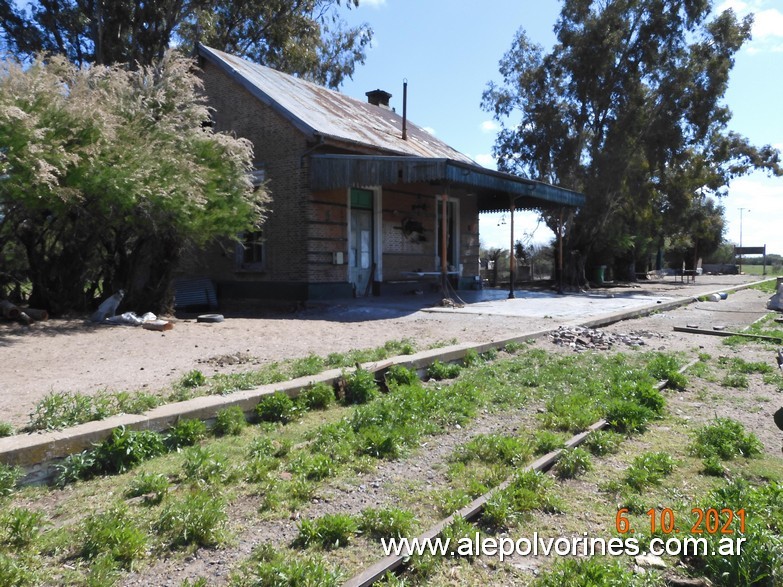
550;326;663;351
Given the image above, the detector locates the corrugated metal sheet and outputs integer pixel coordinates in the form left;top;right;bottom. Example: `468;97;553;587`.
173;277;218;311
309;155;585;209
199;45;475;164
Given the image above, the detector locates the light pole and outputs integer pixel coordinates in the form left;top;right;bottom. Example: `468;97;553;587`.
738;207;749;274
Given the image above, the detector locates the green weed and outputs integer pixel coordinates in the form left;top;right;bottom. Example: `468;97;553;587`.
81;505;147;568
451;434;531;467
358;507;415;540
297;382;335;410
213;406;246;436
0;422;14;437
554;447;592;479
256;391;299;424
482;470;560;529
182;446;231;485
623;452;676;492
167;418;208;449
3;508;46;548
290;354;325;378
157;489;227;547
0;463;22;497
179;370;206;388
426;360;461;381
690;417;763;460
341;368;379;404
126;472;169;505
236;545;342;587
93;426;166;475
384;364;419;387
295;514;358;550
583;429;623;456
535;557;655;586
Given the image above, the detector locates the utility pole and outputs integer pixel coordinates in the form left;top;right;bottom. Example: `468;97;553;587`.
738;207;750;274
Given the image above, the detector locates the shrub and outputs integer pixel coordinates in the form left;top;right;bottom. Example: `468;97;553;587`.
93;426;166;475
341;368;379;404
157;489;227;547
0;463;22;497
426;360;461;381
213;406;246;436
256;392;299;424
126;472;169;505
295;514;358;550
82;505;147;568
690;418;763;460
297;382;335;410
358;508;415;540
554;448;592;479
167;418;207;449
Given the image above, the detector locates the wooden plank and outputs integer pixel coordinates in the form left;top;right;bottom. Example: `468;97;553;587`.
673;326;783;342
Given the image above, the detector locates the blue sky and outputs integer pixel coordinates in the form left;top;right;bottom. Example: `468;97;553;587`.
340;0;783;257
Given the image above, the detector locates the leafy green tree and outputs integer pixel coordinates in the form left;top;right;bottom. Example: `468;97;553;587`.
482;0;781;281
0;51;267;313
0;0;371;88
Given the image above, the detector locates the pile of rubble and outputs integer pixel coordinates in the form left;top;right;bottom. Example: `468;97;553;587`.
550;326;663;351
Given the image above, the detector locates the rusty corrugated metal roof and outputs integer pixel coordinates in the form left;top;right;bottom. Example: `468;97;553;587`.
198;45;475;164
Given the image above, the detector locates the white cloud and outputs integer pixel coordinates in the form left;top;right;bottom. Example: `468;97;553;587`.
422;126;436;135
480;120;500;133
751;8;783;39
715;1;783;53
358;0;386;7
474;153;496;168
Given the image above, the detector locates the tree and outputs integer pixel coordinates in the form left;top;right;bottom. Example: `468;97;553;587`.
0;51;268;314
0;0;371;88
482;0;781;281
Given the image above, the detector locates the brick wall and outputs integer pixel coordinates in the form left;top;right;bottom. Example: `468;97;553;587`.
198;62;310;284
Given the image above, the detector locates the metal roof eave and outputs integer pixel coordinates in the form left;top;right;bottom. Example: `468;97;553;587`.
309;154;585;209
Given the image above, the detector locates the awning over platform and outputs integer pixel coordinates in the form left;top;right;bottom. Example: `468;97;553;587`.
308;154;585;211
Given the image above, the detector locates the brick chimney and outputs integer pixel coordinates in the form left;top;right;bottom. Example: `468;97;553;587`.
366;89;392;109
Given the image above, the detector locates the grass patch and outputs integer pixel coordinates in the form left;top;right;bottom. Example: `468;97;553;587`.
358;507;416;540
451;434;531;467
482;470;561;530
0;422;14;437
81;505;147;569
232;544;342;587
256;391;300;424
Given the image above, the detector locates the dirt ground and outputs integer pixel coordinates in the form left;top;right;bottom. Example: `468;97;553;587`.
0;274;771;428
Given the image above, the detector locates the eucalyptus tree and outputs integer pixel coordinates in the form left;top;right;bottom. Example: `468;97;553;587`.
0;0;370;87
483;0;781;279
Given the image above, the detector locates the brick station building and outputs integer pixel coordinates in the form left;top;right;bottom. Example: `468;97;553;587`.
185;45;583;303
